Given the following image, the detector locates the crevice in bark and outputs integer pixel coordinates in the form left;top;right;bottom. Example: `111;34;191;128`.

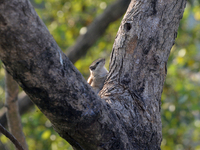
151;0;157;15
124;23;131;32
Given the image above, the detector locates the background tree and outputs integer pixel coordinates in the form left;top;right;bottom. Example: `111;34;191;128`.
5;71;28;150
0;0;199;150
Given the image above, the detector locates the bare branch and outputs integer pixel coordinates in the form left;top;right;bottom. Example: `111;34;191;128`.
0;123;24;150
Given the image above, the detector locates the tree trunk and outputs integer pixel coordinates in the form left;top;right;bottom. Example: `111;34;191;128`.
100;0;186;149
0;92;33;128
0;0;186;150
5;71;28;150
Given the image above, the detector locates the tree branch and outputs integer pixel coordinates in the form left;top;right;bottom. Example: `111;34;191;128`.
67;0;131;63
0;123;24;150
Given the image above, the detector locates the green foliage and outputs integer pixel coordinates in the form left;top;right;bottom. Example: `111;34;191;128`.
32;0;114;52
161;1;200;149
22;108;73;150
1;107;73;150
0;0;199;149
75;21;118;78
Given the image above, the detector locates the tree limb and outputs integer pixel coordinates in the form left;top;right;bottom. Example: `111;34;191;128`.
0;123;24;150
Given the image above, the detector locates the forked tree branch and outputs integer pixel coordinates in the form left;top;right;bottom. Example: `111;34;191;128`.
0;0;186;149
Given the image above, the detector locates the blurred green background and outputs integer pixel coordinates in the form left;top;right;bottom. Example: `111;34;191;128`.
0;0;200;149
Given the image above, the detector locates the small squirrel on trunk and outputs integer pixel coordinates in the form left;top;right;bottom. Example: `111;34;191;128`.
87;58;108;94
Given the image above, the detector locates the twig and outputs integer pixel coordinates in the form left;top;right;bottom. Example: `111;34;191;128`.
0;123;24;150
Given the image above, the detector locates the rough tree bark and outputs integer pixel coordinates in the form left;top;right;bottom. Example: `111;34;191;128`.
0;0;186;150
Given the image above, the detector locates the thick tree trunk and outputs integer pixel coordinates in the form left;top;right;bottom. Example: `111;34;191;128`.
100;0;186;149
0;0;186;150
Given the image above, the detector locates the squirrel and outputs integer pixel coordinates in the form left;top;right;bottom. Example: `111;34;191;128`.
87;58;108;94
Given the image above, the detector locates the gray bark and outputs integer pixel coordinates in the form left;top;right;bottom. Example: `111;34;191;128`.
0;0;186;150
100;0;186;149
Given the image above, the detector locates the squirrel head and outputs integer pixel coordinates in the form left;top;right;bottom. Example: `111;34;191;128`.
89;58;105;73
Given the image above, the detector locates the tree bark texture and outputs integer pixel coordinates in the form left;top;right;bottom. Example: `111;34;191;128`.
100;0;186;149
5;71;28;150
0;0;186;150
